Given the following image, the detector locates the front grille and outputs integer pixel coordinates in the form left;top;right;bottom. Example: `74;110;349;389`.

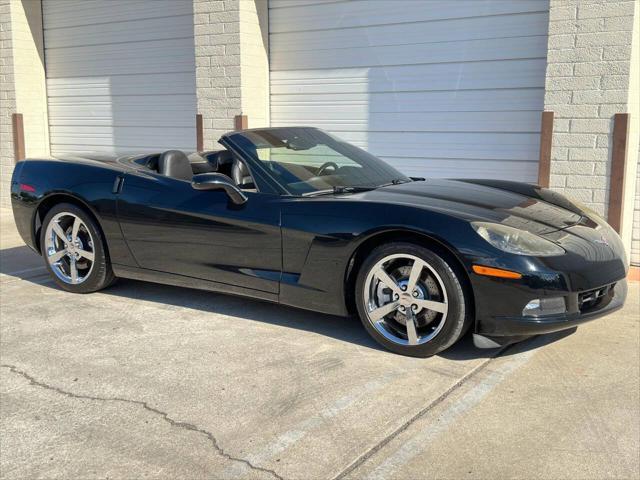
578;283;615;312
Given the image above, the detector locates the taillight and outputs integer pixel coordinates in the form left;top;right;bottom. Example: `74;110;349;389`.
19;183;36;192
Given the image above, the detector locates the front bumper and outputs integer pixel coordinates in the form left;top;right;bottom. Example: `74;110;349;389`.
476;278;627;338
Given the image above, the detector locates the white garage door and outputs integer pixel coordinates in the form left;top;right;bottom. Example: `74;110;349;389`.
269;0;549;181
43;0;196;156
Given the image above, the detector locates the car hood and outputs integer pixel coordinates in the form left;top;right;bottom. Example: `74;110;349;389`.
355;178;587;236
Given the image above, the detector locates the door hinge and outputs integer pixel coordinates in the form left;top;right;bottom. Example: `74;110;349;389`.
112;175;124;194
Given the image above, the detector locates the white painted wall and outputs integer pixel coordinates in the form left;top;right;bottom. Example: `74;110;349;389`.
43;0;197;155
269;0;549;181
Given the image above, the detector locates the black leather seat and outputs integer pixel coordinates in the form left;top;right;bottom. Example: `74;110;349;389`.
158;150;193;181
232;158;254;188
206;150;234;172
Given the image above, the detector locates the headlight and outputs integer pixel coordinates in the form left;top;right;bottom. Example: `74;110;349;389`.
472;222;565;256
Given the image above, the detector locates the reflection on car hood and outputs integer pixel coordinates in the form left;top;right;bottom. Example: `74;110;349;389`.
355;178;585;235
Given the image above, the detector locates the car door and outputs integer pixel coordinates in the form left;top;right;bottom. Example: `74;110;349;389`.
116;169;282;295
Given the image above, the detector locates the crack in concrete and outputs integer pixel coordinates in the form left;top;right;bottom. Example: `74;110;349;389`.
1;364;284;480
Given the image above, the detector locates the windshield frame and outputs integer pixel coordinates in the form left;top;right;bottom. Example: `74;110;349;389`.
221;127;410;197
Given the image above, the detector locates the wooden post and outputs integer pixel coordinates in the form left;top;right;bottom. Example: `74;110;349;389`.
12;113;25;162
607;113;629;233
196;114;203;152
537;111;554;188
234;114;248;131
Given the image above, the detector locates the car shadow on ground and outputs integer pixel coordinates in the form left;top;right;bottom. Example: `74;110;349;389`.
1;245;576;359
0;245;47;279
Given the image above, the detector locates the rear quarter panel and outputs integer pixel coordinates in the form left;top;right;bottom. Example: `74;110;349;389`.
11;158;136;266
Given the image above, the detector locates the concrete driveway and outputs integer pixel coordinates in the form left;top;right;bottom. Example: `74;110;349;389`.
1;207;638;479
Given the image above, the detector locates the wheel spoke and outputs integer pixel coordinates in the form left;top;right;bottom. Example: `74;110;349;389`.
369;301;399;321
71;216;81;242
374;268;401;295
405;309;419;345
52;222;67;242
414;299;447;314
70;258;78;284
406;259;425;293
48;250;67;263
77;249;94;262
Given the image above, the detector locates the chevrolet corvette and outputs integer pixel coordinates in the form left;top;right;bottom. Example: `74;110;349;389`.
11;127;628;357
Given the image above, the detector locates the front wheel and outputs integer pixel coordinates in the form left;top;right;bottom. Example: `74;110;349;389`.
41;203;115;293
355;242;470;357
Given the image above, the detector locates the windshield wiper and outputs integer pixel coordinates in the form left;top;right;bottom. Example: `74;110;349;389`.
303;185;376;197
375;178;413;188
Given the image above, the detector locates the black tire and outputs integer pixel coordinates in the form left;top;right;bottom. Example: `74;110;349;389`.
40;203;116;293
355;242;471;357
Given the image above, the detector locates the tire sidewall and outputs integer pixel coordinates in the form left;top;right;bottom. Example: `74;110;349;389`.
355;242;469;357
40;203;114;293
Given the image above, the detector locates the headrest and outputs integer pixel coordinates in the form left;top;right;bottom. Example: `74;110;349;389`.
204;150;234;171
157;150;192;181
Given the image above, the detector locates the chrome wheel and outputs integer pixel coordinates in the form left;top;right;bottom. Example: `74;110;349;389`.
363;253;449;346
44;212;95;285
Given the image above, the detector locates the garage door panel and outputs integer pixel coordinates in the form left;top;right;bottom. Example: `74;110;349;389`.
44;38;196;78
269;111;540;133
43;0;191;29
47;73;197;97
270;0;549;182
270;0;548;33
44;14;194;49
271;36;547;71
49;126;195;150
353;135;541;162
48;98;197;128
272;89;544;113
44;0;196;156
270;59;547;94
271;12;548;52
381;158;540;181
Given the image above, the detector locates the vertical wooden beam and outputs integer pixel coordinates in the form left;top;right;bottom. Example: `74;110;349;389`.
11;113;25;163
234;114;248;131
537;111;554;188
195;114;203;152
607;113;629;233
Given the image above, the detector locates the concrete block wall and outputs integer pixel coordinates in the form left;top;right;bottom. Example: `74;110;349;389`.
194;0;269;150
0;0;49;210
544;0;639;259
0;0;16;209
239;0;269;130
11;0;49;160
194;0;241;150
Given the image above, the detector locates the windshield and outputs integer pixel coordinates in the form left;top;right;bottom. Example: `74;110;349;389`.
225;127;410;195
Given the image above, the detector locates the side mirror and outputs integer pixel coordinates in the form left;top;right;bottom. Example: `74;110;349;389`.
191;173;248;205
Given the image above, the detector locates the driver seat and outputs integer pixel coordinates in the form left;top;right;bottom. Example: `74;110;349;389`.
232;158;254;188
158;150;193;181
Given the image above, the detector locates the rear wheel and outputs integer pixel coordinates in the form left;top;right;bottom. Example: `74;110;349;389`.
41;203;115;293
355;242;470;357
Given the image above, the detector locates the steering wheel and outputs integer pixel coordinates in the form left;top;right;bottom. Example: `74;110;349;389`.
317;161;339;176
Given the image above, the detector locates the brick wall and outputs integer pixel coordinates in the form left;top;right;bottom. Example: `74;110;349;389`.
194;0;269;149
194;0;241;150
194;0;269;150
11;0;49;161
0;0;49;211
544;0;639;259
239;0;269;130
0;0;16;209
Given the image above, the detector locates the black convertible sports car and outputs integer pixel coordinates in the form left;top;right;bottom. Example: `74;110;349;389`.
11;127;628;357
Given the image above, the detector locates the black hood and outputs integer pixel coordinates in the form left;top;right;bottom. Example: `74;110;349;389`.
355;178;587;236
